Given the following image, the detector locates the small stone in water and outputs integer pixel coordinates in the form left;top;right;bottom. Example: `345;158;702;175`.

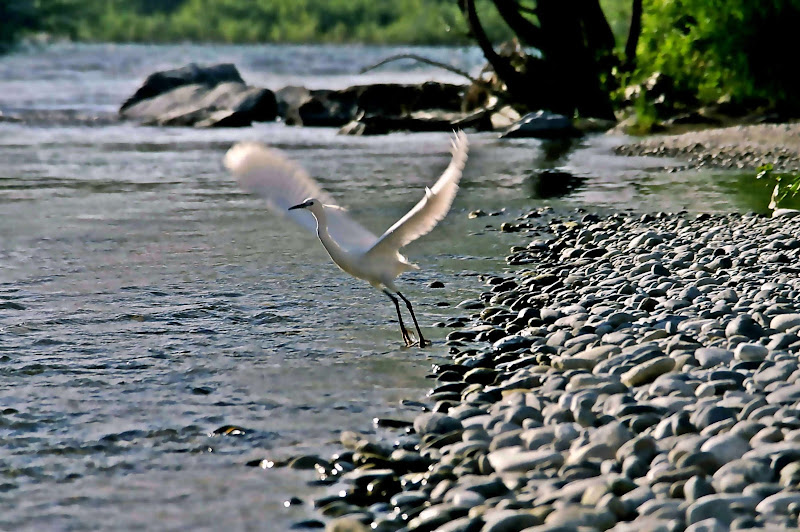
373;418;413;429
284;497;304;507
289;519;325;529
211;425;246;436
289;455;331;470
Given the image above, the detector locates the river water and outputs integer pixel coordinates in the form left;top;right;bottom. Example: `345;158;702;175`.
0;43;769;531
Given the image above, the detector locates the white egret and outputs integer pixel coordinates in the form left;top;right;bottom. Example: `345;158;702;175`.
224;131;469;347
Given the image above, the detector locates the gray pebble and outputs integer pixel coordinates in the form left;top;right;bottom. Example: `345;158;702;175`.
770;313;800;332
694;347;735;368
414;412;463;436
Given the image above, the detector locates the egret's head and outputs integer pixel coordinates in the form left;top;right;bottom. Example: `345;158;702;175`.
288;197;319;212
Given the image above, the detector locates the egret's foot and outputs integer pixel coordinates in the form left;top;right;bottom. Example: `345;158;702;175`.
416;338;430;348
401;330;414;347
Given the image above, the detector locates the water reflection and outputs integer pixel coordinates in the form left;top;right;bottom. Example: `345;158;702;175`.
527;169;587;199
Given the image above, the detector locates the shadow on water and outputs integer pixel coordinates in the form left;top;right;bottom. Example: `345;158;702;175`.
540;138;580;165
527;169;588;200
512;137;589;200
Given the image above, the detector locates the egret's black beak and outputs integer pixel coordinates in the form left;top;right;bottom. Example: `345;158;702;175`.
288;201;311;211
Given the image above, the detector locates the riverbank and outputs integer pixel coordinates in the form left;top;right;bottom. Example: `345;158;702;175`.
614;122;800;172
304;206;800;531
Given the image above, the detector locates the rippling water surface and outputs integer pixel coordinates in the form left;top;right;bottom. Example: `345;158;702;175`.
0;43;771;531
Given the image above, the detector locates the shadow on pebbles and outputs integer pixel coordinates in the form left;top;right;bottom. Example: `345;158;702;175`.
279;207;800;532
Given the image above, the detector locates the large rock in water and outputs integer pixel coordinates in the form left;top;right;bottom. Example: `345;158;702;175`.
500;110;580;139
120;63;244;111
275;82;468;132
339;109;490;136
274;86;359;126
356;83;464;115
120;63;277;127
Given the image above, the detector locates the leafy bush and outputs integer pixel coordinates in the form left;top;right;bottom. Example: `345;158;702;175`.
2;0;495;48
757;164;800;211
636;0;800;109
61;0;511;45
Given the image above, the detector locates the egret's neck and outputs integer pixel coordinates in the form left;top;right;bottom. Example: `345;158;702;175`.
310;207;345;257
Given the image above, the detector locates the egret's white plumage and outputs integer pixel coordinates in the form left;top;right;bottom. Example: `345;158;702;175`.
224;131;469;347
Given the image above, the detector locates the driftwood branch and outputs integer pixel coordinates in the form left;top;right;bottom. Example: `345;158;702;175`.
461;0;529;101
359;54;477;83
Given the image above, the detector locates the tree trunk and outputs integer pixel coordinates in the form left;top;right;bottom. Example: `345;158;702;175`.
527;1;616;119
459;0;540;107
624;0;643;71
460;0;616;120
580;0;616;55
492;0;542;48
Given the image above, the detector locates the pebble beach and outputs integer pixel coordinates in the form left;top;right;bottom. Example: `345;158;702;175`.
614;122;800;172
298;205;800;532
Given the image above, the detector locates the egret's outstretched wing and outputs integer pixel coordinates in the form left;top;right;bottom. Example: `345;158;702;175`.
366;131;468;257
224;142;378;251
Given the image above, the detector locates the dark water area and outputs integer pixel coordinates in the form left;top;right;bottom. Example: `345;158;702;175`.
0;44;773;531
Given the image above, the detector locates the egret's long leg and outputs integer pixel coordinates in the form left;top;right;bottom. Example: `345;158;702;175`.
383;290;413;346
397;292;428;348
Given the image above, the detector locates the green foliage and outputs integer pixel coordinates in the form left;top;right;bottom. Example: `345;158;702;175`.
756;164;800;210
636;0;800;108
0;0;519;47
629;93;658;134
58;0;510;45
0;0;84;51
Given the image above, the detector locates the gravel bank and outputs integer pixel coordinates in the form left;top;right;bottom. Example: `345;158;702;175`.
305;206;800;532
614;122;800;172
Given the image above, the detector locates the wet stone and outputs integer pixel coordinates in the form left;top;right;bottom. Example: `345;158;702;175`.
725;315;764;339
406;503;468;531
734;343;768;362
481;510;544;531
487;447;564;473
621;356;676;387
770;313;800;332
291;519;326;529
694;347;734;368
414;413;462;436
685;475;715;502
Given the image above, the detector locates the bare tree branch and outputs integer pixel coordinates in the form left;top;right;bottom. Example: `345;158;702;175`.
493;0;543;48
359;54;477;82
459;0;522;89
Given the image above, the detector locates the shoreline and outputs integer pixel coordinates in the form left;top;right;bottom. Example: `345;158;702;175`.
613;122;800;173
304;205;800;531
